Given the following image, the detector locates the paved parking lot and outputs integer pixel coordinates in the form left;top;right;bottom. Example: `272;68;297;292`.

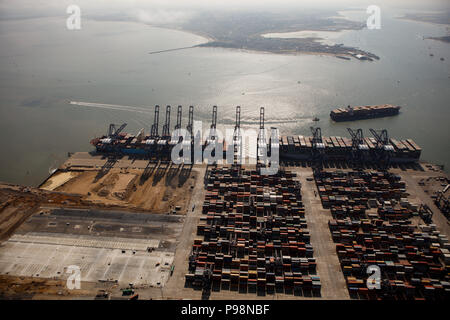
0;208;183;288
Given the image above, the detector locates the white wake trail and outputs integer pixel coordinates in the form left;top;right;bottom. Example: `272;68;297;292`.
69;101;153;115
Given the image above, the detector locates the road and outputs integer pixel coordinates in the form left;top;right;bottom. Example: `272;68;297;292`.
293;167;349;300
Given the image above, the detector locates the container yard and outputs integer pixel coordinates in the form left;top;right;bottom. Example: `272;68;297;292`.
417;172;450;220
314;170;450;300
185;165;320;297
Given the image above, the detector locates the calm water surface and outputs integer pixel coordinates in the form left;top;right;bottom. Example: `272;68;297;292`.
0;8;449;186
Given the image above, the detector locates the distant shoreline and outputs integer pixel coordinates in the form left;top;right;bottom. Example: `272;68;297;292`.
147;25;369;60
396;13;450;45
425;36;450;44
88;14;378;60
397;13;450;26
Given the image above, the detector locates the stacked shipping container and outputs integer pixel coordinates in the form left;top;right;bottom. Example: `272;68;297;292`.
280;135;421;162
315;170;450;300
186;166;320;295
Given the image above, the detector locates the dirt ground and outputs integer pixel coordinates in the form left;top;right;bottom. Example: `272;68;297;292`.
0;183;86;241
52;166;197;214
0;275;100;299
40;171;80;191
0;202;37;242
418;174;448;198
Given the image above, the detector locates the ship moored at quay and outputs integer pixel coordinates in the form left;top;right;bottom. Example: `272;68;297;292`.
279;134;421;163
90;105;421;165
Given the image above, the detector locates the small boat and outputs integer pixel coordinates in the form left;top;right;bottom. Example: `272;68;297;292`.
312;117;320;122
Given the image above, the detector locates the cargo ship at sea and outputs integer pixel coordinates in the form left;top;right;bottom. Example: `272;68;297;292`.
330;104;401;122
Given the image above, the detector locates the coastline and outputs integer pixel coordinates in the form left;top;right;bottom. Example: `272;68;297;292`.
396;15;450;27
195;45;352;59
425;36;450;44
145;23;373;60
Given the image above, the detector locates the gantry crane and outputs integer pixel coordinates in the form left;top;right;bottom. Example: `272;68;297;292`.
150;105;159;138
257;107;267;163
310;126;325;166
209;105;218;140
175;105;182;130
347;128;368;165
369;128;393;169
234;106;241;135
107;123;127;140
203;106;219;163
233;106;242;164
162;105;171;139
171;105;183;144
187;105;194;137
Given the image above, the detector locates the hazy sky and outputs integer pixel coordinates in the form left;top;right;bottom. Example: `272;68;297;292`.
1;0;449;22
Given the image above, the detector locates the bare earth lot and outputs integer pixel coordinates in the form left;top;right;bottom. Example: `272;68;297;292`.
41;153;197;214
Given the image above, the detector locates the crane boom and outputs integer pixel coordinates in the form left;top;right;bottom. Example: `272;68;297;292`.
150;105;160;138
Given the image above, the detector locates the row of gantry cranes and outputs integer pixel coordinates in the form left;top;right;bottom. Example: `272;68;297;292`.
94;105;417;169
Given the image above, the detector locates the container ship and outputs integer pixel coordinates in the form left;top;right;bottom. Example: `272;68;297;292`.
330;104;401;122
90;105;421;164
279;135;421;163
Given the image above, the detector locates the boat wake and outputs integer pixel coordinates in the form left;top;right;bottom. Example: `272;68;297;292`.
69;101;153;115
69;100;313;126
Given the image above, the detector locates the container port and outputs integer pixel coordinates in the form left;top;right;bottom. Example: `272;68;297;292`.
330;105;401;122
0;105;447;301
90;105;420;166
